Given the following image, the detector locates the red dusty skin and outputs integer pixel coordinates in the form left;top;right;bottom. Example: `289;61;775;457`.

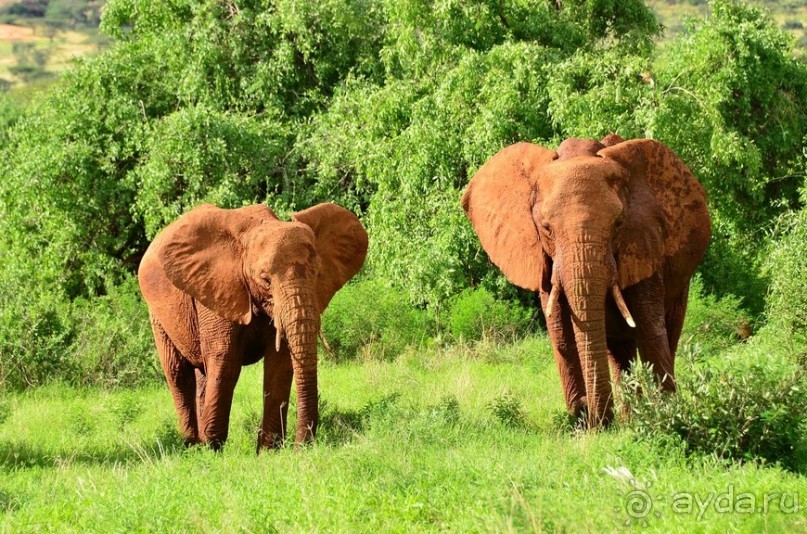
562;246;614;427
276;283;320;444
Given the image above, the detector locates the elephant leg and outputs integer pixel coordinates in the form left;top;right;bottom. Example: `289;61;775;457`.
198;311;243;451
626;274;676;392
199;357;241;450
195;368;207;432
664;283;689;358
258;346;294;451
151;318;200;445
607;338;637;388
608;338;637;420
541;291;587;416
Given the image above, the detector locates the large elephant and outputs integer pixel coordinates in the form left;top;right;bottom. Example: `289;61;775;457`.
138;202;368;450
462;135;710;427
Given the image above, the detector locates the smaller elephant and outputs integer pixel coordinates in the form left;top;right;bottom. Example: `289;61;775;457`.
138;202;368;450
462;135;710;427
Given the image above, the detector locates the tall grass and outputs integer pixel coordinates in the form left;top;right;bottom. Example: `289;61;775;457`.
1;334;805;531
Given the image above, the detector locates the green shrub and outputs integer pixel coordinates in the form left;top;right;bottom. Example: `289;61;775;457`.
488;392;527;428
764;186;807;347
321;279;434;361
426;395;462;427
0;94;21;144
0;273;159;392
319;392;462;446
447;287;533;343
0;288;77;391
0;241;78;391
679;276;750;357
107;391;146;430
319;392;403;440
647;0;807;310
620;359;807;471
697;215;770;317
70;275;161;388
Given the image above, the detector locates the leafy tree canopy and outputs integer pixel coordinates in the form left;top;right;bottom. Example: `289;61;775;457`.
0;0;805;389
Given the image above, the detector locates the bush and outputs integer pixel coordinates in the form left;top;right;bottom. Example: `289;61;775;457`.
0;289;77;391
0;273;159;392
620;359;807;471
764;185;807;347
0;94;21;144
488;392;528;428
446;287;534;343
307;41;563;306
0;240;78;391
321;279;434;361
70;274;161;388
679;276;750;357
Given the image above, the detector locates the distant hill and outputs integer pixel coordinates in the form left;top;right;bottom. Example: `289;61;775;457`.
0;1;104;27
646;0;806;50
0;0;107;95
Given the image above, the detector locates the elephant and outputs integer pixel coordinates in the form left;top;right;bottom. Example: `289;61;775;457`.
138;202;368;450
462;135;710;428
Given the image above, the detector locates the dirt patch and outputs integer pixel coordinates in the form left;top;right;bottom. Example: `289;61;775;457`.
0;24;35;42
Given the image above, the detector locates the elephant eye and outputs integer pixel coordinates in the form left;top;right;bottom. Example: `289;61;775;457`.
615;217;625;231
541;222;552;236
260;274;271;288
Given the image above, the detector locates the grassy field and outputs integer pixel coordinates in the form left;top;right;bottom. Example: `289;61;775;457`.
1;336;804;532
0;21;108;99
646;0;807;50
0;2;804;532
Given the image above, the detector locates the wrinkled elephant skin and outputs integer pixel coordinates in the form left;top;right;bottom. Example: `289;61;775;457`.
139;203;368;450
462;136;710;427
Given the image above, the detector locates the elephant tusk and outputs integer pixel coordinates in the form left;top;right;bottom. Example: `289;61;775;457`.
612;284;636;328
545;282;560;318
275;314;284;352
318;329;336;360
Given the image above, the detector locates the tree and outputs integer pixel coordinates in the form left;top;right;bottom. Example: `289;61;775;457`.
1;0;805;389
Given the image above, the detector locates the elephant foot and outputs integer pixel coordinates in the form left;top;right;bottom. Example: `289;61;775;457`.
568;397;589;430
183;436;202;448
206;438;226;452
257;431;285;453
570;396;588;417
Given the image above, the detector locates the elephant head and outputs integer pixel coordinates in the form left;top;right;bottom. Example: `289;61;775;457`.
462;136;704;427
154;202;368;443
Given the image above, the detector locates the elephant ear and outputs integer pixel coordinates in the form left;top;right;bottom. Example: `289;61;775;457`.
292;203;369;313
600;133;624;147
599;139;696;289
156;204;277;324
461;142;558;291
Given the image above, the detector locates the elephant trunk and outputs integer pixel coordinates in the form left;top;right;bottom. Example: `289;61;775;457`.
562;246;614;427
276;283;320;444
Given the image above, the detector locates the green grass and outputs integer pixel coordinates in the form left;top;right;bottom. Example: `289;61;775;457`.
1;337;805;532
